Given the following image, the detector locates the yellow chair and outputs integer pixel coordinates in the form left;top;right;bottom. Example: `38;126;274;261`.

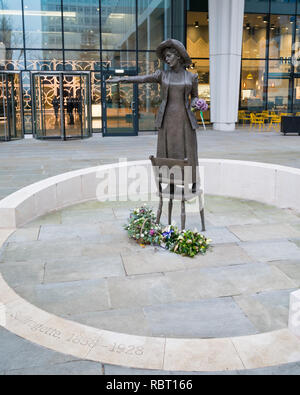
269;115;281;130
239;111;251;125
250;113;265;130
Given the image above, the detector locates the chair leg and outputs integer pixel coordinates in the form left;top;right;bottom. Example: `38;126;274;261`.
168;199;173;225
181;200;186;230
199;195;206;232
156;196;163;224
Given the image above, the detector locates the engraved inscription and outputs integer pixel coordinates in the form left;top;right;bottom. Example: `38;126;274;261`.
9;311;98;351
103;342;144;356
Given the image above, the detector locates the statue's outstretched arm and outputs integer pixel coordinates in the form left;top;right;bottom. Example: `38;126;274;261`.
107;70;162;84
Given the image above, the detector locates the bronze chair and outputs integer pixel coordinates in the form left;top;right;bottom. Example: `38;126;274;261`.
150;155;205;231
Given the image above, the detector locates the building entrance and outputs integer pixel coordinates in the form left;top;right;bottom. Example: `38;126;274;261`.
31;71;92;140
0;72;24;141
102;73;138;136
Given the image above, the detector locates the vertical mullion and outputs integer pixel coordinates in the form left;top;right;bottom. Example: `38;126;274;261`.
291;3;298;113
264;4;271;110
135;0;139;134
61;0;65;70
184;0;187;47
171;0;174;38
21;0;27;69
60;73;66;140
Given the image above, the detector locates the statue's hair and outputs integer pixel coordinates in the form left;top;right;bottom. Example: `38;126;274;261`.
162;47;184;64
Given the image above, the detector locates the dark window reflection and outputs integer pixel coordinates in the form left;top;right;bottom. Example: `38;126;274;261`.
101;0;136;50
23;0;63;48
271;0;296;15
138;0;171;50
242;14;267;59
269;14;293;58
63;0;100;50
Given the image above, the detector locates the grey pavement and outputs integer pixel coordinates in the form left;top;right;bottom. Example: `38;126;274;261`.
1;128;300;375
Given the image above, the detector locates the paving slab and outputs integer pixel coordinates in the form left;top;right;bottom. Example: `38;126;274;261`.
15;278;110;316
164;262;296;302
234;288;297;333
229;223;300;242
107;273;176;309
0;240;84;263
23;211;62;227
270;260;300;286
205;196;250;213
0;326;75;372
69;307;152;336
201;227;241;244
60;208;115;225
240;240;300;262
0;261;45;287
8;228;40;243
205;210;262;227
121;248;187;276
44;255;125;283
247;206;300;225
38;224;103;242
143;298;257;338
5;360;103;375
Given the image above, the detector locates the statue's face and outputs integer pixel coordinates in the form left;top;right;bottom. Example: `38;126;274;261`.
164;50;180;68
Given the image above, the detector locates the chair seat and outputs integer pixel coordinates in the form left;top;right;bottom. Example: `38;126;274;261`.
158;185;203;201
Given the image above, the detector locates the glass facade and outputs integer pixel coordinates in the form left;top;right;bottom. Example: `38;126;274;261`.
0;0;173;136
240;0;300;113
186;7;210;122
2;0;300;137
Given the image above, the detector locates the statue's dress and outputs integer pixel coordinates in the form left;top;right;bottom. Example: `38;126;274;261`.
156;71;199;175
123;68;199;184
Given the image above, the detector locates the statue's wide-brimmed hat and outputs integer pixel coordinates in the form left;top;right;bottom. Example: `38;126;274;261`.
156;39;192;67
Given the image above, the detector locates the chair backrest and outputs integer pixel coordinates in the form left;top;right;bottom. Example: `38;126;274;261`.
150;156;188;185
149;155;198;199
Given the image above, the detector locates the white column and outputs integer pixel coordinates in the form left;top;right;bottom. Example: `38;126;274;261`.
209;0;244;131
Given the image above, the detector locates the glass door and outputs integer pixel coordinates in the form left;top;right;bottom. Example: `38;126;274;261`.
102;75;138;136
63;73;92;139
32;73;62;138
32;71;92;140
0;72;24;141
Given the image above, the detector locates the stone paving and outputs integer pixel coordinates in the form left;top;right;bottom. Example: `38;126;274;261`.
1;195;300;341
1;127;300;374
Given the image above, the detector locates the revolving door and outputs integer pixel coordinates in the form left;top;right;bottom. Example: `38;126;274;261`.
0;71;24;141
31;71;92;140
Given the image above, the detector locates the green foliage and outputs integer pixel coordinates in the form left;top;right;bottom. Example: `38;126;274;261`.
124;205;211;258
124;205;162;246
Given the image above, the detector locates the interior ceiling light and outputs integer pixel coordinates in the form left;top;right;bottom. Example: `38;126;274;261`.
109;13;125;19
263;16;268;23
246;23;251;30
290;16;295;24
270;24;275;30
246;73;253;80
194;21;199;28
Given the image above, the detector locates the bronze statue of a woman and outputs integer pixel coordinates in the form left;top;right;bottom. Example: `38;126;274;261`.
108;39;200;186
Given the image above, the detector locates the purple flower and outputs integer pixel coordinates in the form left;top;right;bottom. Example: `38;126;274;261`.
149;229;155;236
192;98;208;112
162;229;174;239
